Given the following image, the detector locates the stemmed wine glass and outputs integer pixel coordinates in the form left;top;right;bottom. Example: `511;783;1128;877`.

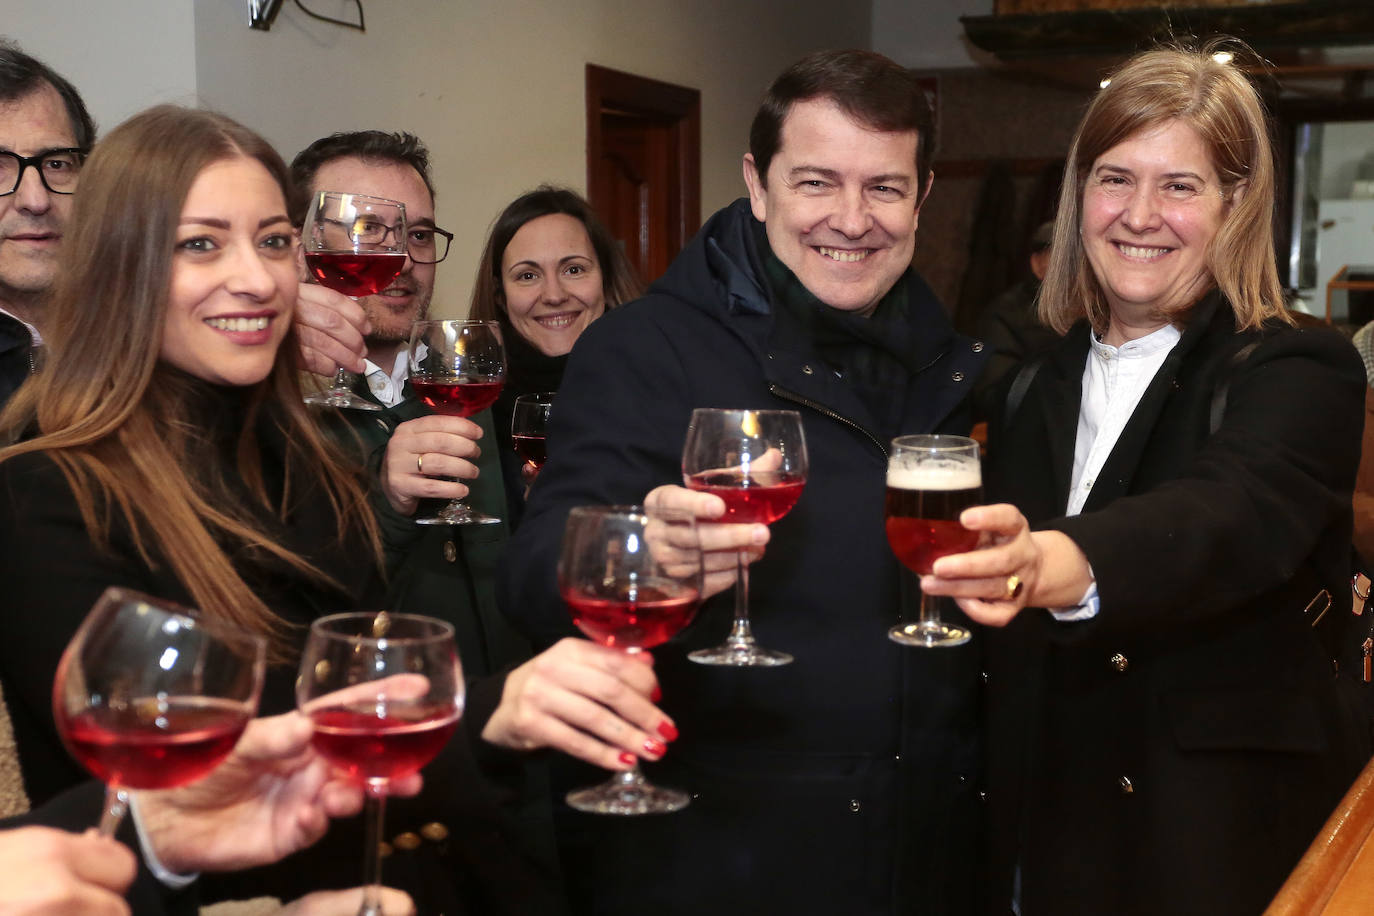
884;434;982;647
297;612;463;916
511;391;555;472
681;408;807;666
301;190;408;412
408;319;506;525
52;587;267;836
559;506;703;815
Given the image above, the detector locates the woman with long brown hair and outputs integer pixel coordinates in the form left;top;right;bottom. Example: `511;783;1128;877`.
0;103;382;808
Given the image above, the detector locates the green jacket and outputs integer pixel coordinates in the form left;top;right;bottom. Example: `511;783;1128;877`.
332;382;532;680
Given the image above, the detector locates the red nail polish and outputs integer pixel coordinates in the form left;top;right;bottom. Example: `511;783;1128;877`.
657;721;679;742
644;737;667;757
650;685;663;703
618;751;636;766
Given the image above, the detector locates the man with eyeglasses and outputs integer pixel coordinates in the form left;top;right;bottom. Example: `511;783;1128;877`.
261;131;559;916
0;42;94;405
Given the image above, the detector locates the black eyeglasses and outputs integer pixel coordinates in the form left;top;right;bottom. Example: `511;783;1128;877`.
407;225;453;264
0;148;84;196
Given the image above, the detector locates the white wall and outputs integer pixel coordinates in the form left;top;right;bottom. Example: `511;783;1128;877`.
1319;120;1374;200
2;0;198;133
870;0;992;70
192;0;873;313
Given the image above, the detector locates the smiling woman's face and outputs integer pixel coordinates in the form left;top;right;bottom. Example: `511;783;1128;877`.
1081;119;1231;331
161;156;297;386
500;213;606;357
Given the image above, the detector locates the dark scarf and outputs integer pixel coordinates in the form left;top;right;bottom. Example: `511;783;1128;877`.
493;313;568;451
755;220;921;441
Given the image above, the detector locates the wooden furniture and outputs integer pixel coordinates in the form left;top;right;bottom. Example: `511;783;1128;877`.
1326;265;1374;324
1265;754;1374;914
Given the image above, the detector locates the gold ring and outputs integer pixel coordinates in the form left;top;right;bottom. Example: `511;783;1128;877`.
1005;575;1024;601
416;453;424;474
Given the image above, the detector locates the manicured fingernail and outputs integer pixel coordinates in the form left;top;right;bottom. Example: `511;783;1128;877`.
650;685;663;703
618;751;636;766
644;738;667;757
657;721;678;742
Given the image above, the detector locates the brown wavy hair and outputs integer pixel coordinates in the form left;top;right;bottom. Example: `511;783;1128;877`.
0;105;379;660
1038;39;1289;335
468;185;642;323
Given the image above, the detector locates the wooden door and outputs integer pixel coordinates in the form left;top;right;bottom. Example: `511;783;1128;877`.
586;65;700;288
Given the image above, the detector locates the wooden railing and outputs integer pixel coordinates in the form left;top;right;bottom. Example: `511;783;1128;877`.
1266;755;1374;914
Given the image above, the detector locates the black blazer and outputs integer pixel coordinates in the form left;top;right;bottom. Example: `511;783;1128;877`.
982;292;1372;916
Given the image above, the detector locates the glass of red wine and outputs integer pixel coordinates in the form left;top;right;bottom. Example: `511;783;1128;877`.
408;318;506;525
559;505;703;815
301;190;408;412
52;587;267;836
296;612;463;916
885;434;982;647
681;408;807;666
511;391;554;472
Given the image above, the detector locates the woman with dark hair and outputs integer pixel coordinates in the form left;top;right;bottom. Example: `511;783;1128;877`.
469;186;642;525
922;43;1371;915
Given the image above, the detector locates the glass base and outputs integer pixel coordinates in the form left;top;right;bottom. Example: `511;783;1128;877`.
304;390;382;411
415;500;502;526
888;622;971;648
566;774;690;816
688;640;793;667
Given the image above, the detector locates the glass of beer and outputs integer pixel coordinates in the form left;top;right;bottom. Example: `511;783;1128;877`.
884;434;981;647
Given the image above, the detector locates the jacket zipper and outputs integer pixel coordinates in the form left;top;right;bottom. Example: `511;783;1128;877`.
768;382;888;457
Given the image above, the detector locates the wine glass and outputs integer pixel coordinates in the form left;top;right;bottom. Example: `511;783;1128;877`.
408;319;506;525
511;391;555;471
884;434;982;647
681;408;808;666
52;587;267;836
301;190;409;412
560;506;702;814
297;612;463;916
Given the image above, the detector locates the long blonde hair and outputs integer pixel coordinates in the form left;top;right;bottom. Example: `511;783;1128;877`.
0;105;379;660
1038;40;1289;335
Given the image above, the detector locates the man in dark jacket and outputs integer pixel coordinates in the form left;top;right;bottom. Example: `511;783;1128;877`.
502;49;987;915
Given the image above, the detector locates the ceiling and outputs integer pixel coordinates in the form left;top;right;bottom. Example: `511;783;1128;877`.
961;1;1374;99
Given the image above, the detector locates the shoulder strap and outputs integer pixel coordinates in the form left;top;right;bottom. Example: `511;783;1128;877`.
1208;340;1262;436
1004;355;1044;423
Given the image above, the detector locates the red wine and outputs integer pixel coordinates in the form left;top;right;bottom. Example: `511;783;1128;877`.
684;470;805;524
411;376;504;418
60;696;251;789
884;465;982;575
310;704;460;783
562;579;701;650
305;251;406;297
512;434;547;468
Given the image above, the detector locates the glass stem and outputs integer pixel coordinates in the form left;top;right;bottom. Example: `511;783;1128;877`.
727;549;756;647
97;786;129;837
358;783;387;916
330;367;353;393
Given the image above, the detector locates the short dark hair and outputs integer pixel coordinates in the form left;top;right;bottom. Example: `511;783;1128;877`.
749;49;935;196
288;130;434;224
0;40;96;152
468;185;643;322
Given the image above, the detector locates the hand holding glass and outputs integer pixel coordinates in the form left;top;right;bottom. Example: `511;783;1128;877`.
296;612;463;916
681;408;807;666
301;191;408;411
884;434;982;647
559;506;703;814
408;319;506;525
52;587;266;836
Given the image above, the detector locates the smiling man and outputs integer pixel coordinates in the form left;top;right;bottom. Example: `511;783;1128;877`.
0;42;94;404
504;49;988;915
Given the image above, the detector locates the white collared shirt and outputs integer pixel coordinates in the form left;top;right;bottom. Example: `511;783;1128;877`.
1052;322;1181;621
362;347;412;408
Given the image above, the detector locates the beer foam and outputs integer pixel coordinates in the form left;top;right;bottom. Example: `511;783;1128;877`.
886;463;981;490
